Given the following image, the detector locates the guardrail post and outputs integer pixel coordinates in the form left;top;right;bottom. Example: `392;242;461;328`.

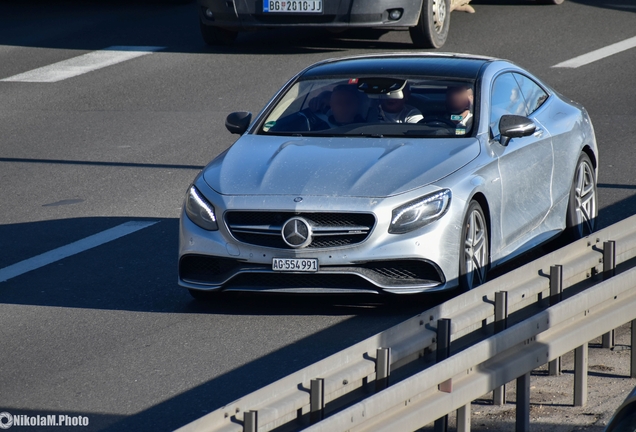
244;410;257;432
434;319;451;432
549;264;563;305
602;241;616;349
516;373;530;432
602;240;616;279
457;404;471;432
494;291;508;333
436;318;451;362
630;320;636;378
574;343;588;407
375;347;391;392
602;329;616;348
493;291;508;405
310;378;325;424
549;265;562;376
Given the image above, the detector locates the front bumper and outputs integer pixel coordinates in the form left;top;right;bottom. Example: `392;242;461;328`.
180;254;445;294
178;182;465;295
197;0;422;30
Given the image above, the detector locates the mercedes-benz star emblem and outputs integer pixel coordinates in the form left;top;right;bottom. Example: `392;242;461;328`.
282;217;312;248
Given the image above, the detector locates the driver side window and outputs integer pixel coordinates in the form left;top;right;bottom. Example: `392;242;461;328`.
490;73;526;134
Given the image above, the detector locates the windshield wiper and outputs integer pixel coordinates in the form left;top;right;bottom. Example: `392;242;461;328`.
354;133;384;138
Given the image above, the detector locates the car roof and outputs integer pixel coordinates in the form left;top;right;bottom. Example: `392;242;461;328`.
301;53;495;81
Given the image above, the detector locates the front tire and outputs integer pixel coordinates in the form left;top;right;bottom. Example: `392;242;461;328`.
564;153;597;240
459;201;489;291
409;0;451;49
200;21;238;46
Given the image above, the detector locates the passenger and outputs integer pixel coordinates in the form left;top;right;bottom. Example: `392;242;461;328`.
378;84;423;124
446;86;474;130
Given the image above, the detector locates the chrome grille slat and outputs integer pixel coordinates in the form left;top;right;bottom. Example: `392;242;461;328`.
230;224;282;236
312;225;369;233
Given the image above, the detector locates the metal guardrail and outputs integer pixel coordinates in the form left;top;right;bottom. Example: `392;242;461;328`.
176;215;636;432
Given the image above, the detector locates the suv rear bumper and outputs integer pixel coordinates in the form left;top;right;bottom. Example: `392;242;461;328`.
197;0;422;29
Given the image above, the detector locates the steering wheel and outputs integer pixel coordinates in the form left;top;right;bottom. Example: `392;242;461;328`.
420;115;457;129
301;109;330;131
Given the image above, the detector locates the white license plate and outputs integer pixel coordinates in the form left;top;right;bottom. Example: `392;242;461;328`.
263;0;323;13
272;258;319;272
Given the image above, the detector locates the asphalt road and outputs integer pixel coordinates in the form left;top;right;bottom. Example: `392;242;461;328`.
0;0;635;430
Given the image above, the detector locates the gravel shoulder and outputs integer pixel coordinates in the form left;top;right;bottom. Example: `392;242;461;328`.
426;322;636;431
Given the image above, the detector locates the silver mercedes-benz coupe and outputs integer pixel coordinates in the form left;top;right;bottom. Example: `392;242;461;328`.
179;53;598;299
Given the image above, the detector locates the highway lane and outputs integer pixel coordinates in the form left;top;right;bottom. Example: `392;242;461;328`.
0;0;635;430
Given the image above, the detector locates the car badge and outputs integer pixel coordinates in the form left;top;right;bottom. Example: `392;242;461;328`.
282;217;312;249
294;197;303;202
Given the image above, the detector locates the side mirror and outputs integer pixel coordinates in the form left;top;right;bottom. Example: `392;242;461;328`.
225;111;252;135
498;115;536;146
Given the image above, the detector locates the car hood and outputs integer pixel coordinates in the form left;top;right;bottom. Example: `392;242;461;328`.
203;135;480;198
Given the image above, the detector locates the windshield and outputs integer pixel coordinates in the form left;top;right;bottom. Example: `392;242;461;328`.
260;76;476;138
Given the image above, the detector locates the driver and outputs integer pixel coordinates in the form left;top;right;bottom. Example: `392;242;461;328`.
378;84;423;124
326;84;365;127
446;85;474;131
297;85;364;131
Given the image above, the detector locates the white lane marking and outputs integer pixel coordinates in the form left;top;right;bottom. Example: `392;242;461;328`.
553;35;636;68
0;221;158;283
0;46;164;82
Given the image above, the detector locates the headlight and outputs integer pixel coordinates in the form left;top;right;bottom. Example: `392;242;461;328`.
184;186;218;231
389;189;451;234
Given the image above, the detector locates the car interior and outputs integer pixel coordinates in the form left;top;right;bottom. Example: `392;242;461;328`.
263;77;475;136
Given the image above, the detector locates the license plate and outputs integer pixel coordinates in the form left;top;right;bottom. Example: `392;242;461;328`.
272;258;319;272
263;0;323;13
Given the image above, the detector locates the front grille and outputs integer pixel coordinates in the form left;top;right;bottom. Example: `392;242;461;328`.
311;235;362;248
226;212;374;227
228;232;287;249
225;211;376;249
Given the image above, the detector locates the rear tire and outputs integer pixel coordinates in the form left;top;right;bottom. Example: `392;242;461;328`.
564;153;597;241
459;201;489;291
409;0;451;49
200;21;238;46
535;0;565;4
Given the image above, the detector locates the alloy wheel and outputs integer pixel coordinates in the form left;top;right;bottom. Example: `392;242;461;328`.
574;159;596;236
464;207;488;289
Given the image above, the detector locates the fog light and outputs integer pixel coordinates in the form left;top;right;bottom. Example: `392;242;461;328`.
205;8;214;18
388;9;402;20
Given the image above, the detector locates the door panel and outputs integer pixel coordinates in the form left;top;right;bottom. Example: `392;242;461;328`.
490;73;554;247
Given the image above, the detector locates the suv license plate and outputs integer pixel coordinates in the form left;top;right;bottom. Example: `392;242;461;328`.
263;0;323;13
272;258;319;272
